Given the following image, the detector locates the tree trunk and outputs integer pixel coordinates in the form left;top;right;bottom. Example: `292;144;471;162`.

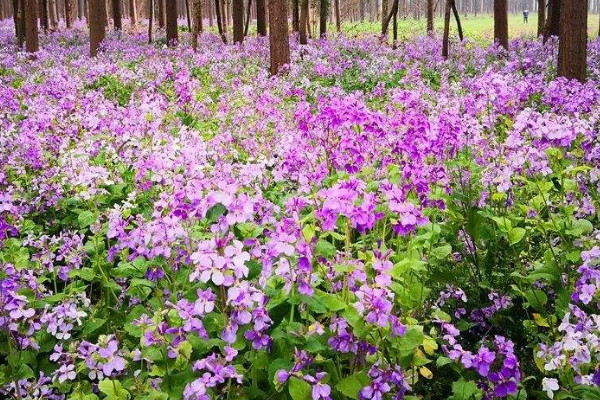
14;0;24;47
192;0;202;49
48;0;57;29
129;0;137;25
112;0;122;29
256;0;266;35
215;0;227;41
65;0;73;27
299;0;307;43
494;0;508;50
243;0;252;36
157;0;164;28
426;0;433;34
451;1;463;41
148;0;153;42
392;0;397;48
232;0;243;42
268;0;290;75
24;0;38;52
381;0;398;36
165;0;178;44
543;0;559;40
292;0;299;31
537;0;544;36
381;0;387;33
557;0;586;81
334;0;340;32
89;0;106;56
40;0;49;33
185;0;191;30
319;0;327;37
442;0;450;57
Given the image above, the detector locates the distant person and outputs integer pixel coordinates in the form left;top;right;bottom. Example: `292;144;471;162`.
523;9;529;23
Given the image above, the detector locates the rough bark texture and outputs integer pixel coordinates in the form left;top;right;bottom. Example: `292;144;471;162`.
40;0;49;33
452;1;463;41
299;0;308;44
255;0;266;36
14;0;24;47
148;0;153;42
158;0;164;28
426;0;433;34
232;0;243;43
268;0;290;75
557;0;587;82
192;0;202;50
292;0;299;32
165;0;178;45
65;0;73;28
537;0;545;36
544;0;560;40
334;0;340;32
381;0;398;36
319;0;327;37
129;0;137;25
215;0;227;42
112;0;122;30
24;0;38;52
89;0;106;56
442;0;451;57
381;0;387;33
494;0;508;50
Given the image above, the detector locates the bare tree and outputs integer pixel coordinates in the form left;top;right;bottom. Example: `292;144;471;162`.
426;0;434;34
268;0;290;75
148;0;154;43
299;0;308;44
24;0;38;52
256;0;266;36
232;0;243;43
334;0;340;32
165;0;178;45
89;0;106;56
215;0;227;41
537;0;545;36
65;0;73;28
319;0;327;37
557;0;586;81
112;0;122;30
544;0;559;41
192;0;202;50
129;0;138;25
494;0;508;50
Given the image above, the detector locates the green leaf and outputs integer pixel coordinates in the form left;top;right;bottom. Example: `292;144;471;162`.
315;239;336;259
431;244;452;260
508;227;526;245
450;379;481;400
289;377;312;400
397;326;424;358
302;224;316;243
81;318;106;336
77;211;96;228
524;289;548;312
336;371;370;399
98;379;130;400
316;291;347;312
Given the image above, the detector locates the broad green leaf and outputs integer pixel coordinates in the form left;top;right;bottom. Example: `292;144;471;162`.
508;227;526;245
78;211;96;228
289;377;312;400
336;371;370;399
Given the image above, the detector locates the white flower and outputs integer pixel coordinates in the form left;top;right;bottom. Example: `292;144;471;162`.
542;378;559;399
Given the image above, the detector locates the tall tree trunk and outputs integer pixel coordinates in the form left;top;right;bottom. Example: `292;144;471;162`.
494;0;508;50
232;0;243;42
40;0;49;33
381;0;398;35
319;0;327;37
220;0;227;33
65;0;73;27
129;0;137;25
392;0;397;48
157;0;164;28
557;0;586;81
215;0;227;41
442;0;451;57
381;0;387;33
334;0;340;32
426;0;433;34
451;1;463;41
299;0;307;43
192;0;202;49
165;0;178;44
24;0;38;52
243;0;252;36
112;0;122;29
537;0;544;36
48;0;57;29
148;0;153;42
89;0;106;56
14;0;24;47
268;0;290;75
185;0;191;30
256;0;266;35
543;0;559;41
292;0;299;31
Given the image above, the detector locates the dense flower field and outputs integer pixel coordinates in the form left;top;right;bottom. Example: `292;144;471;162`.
2;19;600;400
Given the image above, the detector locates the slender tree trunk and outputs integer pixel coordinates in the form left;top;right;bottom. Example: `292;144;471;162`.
537;0;544;36
192;0;202;49
65;0;72;27
543;0;559;40
25;0;38;52
426;0;433;34
319;0;327;37
292;0;299;31
165;0;177;44
148;0;153;42
41;0;49;32
268;0;290;75
299;0;307;43
48;0;57;29
451;1;462;41
215;0;227;41
232;0;243;42
334;0;340;32
381;0;387;33
14;0;24;47
442;0;450;57
381;0;398;35
494;0;508;50
185;0;191;30
157;0;164;28
557;0;586;81
129;0;137;25
112;0;122;29
243;0;252;36
89;0;106;56
392;0;397;48
256;0;266;35
220;0;227;33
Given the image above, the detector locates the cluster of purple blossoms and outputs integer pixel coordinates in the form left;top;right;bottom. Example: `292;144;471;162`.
359;363;410;400
277;350;332;400
183;353;243;400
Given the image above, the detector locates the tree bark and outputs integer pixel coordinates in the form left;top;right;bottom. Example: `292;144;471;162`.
148;0;153;42
243;0;252;36
442;0;451;57
299;0;308;43
381;0;398;36
14;0;24;47
426;0;433;34
451;1;463;41
185;0;191;30
494;0;508;50
543;0;559;41
537;0;544;36
129;0;137;25
268;0;290;75
292;0;299;31
157;0;164;28
165;0;178;44
40;0;49;33
334;0;340;32
65;0;73;27
215;0;227;41
256;0;266;35
192;0;202;49
89;0;106;56
24;0;38;52
319;0;327;37
381;0;387;33
557;0;586;81
112;0;122;30
232;0;243;42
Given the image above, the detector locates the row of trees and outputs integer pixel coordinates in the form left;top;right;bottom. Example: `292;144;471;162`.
5;0;590;80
